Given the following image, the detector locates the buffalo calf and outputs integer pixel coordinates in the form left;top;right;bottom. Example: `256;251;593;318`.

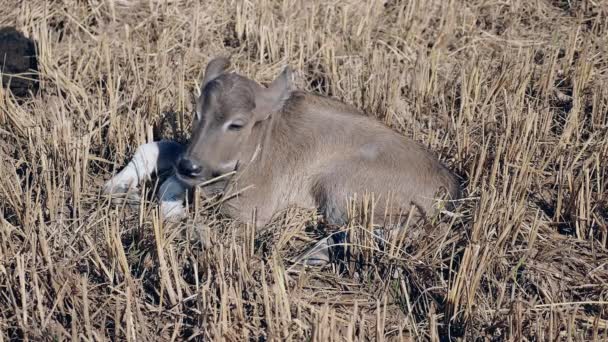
104;57;460;265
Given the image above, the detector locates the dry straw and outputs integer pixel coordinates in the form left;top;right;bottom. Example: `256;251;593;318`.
1;0;607;340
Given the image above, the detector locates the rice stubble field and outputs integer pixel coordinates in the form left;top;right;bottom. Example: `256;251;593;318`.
1;0;608;340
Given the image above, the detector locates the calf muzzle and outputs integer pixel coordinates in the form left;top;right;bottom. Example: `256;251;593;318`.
176;158;202;178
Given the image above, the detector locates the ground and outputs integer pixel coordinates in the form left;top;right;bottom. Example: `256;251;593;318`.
1;0;607;340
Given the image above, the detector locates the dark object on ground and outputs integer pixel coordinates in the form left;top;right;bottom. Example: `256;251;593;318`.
0;26;39;97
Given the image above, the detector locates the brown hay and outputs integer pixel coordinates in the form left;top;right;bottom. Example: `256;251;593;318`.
1;0;608;340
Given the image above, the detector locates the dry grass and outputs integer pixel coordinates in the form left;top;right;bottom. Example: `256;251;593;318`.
1;0;608;340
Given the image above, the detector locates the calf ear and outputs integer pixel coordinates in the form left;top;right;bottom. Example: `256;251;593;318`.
194;95;205;124
195;57;230;122
255;66;294;121
201;56;230;89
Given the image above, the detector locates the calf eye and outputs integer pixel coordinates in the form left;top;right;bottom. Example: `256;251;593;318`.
227;121;245;131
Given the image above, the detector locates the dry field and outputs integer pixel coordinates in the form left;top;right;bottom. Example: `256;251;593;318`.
1;0;608;340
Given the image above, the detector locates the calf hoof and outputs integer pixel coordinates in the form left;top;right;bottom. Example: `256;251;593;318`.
296;237;332;266
102;181;141;206
160;201;187;223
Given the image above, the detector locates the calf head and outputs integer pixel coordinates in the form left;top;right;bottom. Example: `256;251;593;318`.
176;57;293;189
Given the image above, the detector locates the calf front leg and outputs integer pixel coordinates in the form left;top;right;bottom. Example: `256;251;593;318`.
103;140;185;201
158;175;190;222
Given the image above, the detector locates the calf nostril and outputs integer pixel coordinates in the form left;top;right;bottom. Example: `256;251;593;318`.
177;158;201;177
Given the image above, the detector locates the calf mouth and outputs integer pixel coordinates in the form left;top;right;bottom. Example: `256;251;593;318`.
175;169;235;190
174;171;201;187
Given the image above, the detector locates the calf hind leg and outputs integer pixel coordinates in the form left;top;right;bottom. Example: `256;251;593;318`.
298;176;403;266
297;177;350;266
